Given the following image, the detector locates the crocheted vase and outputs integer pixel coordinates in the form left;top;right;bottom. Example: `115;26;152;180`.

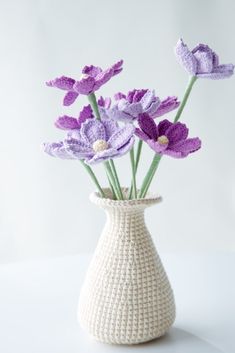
78;189;175;345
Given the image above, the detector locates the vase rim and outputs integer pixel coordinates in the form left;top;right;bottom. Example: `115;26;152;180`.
90;188;162;209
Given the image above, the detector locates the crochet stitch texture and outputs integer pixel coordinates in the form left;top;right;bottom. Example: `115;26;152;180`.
78;189;175;344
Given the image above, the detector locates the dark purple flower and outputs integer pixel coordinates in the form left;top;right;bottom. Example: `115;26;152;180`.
44;117;135;165
175;39;234;79
46;60;123;106
107;89;179;122
135;113;201;158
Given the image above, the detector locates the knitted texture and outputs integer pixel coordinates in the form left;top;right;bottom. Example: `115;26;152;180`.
78;189;175;344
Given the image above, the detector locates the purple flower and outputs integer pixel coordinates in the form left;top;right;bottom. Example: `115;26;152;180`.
135;113;201;158
107;89;179;122
175;39;234;79
44;117;135;165
46;60;123;106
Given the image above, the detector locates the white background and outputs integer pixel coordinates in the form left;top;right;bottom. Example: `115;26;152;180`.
0;0;234;264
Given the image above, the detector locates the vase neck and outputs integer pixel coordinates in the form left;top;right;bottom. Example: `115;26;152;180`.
104;207;146;241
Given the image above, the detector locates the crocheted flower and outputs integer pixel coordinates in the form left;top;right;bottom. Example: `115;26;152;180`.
175;39;234;79
108;89;179;122
44;118;135;165
46;60;123;106
135;113;201;158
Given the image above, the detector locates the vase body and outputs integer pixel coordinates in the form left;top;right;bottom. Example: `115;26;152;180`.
78;190;175;345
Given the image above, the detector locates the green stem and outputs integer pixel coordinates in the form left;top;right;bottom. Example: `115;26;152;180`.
128;140;143;199
174;76;197;123
104;161;122;200
135;139;143;173
80;160;105;197
109;159;123;200
138;154;162;198
88;92;101;120
129;147;137;199
106;171;117;200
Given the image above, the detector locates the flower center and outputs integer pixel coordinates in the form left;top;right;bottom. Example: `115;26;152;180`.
92;139;109;152
157;135;169;145
80;73;90;80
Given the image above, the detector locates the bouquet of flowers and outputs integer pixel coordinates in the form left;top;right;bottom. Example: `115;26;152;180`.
44;39;234;200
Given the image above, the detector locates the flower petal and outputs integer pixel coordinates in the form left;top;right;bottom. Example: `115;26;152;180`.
108;123;134;149
127;89;147;103
117;136;135;155
119;100;143;118
73;76;95;94
114;92;126;100
147;139;169;153
157;119;172;135
165;122;189;145
94;68;114;90
175;39;198;75
171;137;201;156
98;96;111;109
80;119;106;145
43;142;75;159
102;117;119;140
64;138;93;159
140;90;160;110
77;105;93;127
145;100;161;118
86;148;118;165
197;64;234;79
55;116;79;130
135;128;149;142
154;97;180;118
193;45;213;73
111;60;123;75
138;113;158;139
63;91;79;106
46;76;75;90
82;65;102;78
108;105;134;122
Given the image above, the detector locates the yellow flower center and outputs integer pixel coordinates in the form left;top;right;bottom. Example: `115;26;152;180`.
80;73;90;80
92;139;109;152
157;135;169;145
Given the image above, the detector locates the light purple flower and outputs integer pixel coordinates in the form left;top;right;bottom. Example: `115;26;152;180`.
46;60;123;106
44;117;135;165
175;39;234;79
107;89;179;122
135;113;201;158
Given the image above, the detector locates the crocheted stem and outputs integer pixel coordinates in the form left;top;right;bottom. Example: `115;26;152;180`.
129;147;137;199
135;139;143;173
105;171;117;200
138;154;162;198
104;161;122;200
109;159;124;200
128;140;143;199
80;160;105;197
174;75;197;123
88;92;101;120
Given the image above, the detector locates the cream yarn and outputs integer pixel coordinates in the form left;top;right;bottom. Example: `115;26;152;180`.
78;189;175;345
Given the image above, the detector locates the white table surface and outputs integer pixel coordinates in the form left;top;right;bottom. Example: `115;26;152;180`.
0;253;234;353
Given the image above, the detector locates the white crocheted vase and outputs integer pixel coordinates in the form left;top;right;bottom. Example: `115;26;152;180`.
78;189;175;345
